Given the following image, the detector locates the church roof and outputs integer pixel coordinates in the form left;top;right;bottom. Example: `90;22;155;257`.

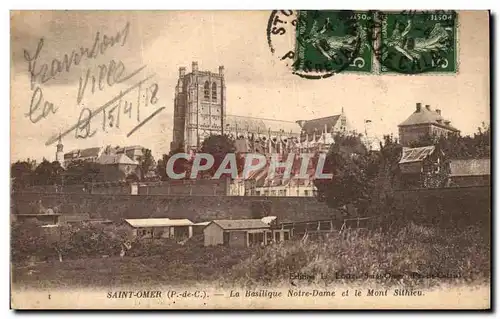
98;154;138;165
299;115;341;135
398;104;460;132
116;145;144;152
225;115;301;135
64;147;102;159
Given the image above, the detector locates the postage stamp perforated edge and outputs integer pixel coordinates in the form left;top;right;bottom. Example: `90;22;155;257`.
377;10;460;76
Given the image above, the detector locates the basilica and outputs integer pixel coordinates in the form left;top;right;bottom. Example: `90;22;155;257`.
171;62;357;156
171;62;372;197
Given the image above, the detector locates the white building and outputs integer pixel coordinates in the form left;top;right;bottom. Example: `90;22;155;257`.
124;218;194;240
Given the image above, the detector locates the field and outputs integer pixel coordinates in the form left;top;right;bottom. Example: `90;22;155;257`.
11;223;490;290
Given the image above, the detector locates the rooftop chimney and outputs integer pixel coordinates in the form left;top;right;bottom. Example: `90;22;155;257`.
436;109;441;115
179;67;186;77
192;61;198;73
416;103;422;112
425;104;431;111
444;120;451;126
219;65;224;75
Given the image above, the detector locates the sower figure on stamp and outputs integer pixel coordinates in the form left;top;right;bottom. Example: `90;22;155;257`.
388;20;452;62
306;17;358;61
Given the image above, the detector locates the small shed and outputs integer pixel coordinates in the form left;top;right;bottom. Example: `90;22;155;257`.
204;219;270;248
124;218;194;240
398;145;447;188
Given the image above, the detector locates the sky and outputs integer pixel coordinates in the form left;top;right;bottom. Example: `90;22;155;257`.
10;10;490;163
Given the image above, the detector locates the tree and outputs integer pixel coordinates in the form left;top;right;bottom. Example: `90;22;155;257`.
370;135;403;210
314;134;381;216
200;134;244;179
11;160;35;189
156;154;169;181
33;160;64;186
64;160;100;185
126;173;140;182
410;123;491;160
11;220;60;262
94;164;126;183
139;148;156;180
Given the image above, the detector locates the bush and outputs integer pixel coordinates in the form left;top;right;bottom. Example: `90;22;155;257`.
226;223;490;288
11;220;55;262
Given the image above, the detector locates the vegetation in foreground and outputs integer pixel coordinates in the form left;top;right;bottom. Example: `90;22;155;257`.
11;222;489;289
225;223;490;288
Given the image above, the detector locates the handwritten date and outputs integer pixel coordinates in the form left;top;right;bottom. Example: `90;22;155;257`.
75;82;159;139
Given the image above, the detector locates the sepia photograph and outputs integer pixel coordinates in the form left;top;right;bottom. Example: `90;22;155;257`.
9;9;491;309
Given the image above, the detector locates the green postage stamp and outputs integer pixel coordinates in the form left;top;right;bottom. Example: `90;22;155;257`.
267;10;458;77
377;10;458;74
293;10;374;77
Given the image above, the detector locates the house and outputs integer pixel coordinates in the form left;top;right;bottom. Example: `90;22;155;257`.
447;159;490;187
124;218;194;240
115;145;144;162
398;103;460;147
237;154;319;197
97;153;140;178
203;219;291;247
260;215;292;241
203;219;270;247
398;145;448;188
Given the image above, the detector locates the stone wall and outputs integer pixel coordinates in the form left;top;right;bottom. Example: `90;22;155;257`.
11;186;490;228
11;193;338;224
389;186;490;229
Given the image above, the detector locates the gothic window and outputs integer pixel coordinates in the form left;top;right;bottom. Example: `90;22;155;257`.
212;82;217;101
204;81;210;100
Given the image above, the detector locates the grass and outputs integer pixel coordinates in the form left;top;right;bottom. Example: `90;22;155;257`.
11;223;490;289
224;223;490;288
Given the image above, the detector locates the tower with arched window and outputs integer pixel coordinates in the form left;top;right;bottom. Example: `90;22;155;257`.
171;62;226;152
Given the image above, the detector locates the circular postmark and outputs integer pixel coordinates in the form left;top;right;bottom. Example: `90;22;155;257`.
267;10;365;79
366;10;458;74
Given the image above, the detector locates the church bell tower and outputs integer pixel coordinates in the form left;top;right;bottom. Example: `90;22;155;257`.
171;62;226;153
55;133;64;168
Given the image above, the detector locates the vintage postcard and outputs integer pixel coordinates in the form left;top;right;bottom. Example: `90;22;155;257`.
10;10;490;309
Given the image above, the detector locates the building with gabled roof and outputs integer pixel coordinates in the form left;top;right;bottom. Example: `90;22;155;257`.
296;109;352;136
124;218;194;240
115;145;144;162
398;145;448;188
95;152;139;180
398;103;460;146
203;218;291;247
228;152;319;197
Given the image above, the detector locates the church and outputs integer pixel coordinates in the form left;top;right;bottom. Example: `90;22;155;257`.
170;62;355;155
171;62;359;197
